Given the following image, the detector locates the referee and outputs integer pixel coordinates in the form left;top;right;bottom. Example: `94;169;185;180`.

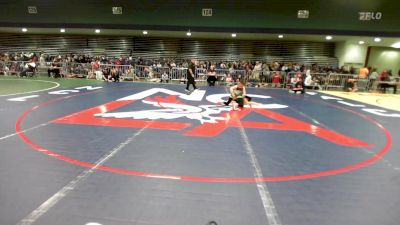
186;59;198;92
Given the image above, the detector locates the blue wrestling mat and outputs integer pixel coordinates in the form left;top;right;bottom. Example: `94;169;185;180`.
0;82;399;225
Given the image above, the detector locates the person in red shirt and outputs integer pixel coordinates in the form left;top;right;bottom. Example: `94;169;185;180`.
378;70;397;93
271;72;281;88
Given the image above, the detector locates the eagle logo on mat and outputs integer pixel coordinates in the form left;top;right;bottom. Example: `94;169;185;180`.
52;88;371;147
93;90;286;124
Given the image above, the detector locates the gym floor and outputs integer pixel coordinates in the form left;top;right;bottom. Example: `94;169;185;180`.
0;77;399;225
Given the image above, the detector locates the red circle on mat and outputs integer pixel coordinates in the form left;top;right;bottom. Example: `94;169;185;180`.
16;92;392;183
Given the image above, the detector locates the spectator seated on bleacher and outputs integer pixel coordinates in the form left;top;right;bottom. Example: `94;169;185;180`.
304;73;321;90
147;66;160;82
259;63;270;85
207;65;217;86
65;69;86;78
358;67;369;79
344;75;358;92
102;68;111;81
250;61;262;82
378;70;397;94
0;65;10;76
123;67;139;81
353;67;370;91
48;59;61;78
109;68;120;82
287;72;301;88
8;63;20;76
118;72;125;82
368;68;379;91
160;71;170;83
20;60;36;77
86;70;96;79
224;73;234;86
288;73;305;94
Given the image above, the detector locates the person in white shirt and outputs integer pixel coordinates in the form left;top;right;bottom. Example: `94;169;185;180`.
161;71;170;83
20;60;36;77
368;68;379;90
304;73;313;87
304;69;322;90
